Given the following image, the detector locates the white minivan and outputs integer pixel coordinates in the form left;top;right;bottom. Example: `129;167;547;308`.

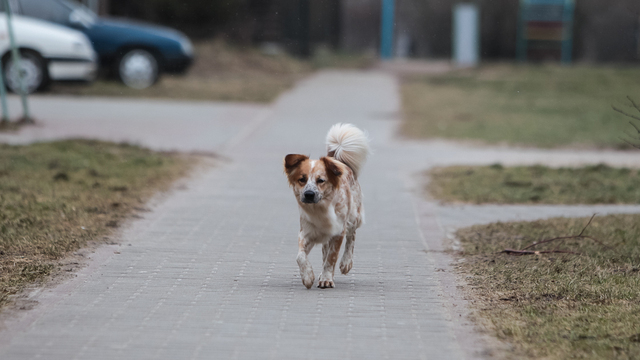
0;7;97;93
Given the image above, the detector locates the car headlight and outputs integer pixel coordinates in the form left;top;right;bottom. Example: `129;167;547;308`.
179;37;193;56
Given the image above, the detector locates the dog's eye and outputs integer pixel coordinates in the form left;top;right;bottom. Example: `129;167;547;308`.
298;177;306;183
317;178;325;184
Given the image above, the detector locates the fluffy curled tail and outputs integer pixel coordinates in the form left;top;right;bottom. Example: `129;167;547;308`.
326;123;370;178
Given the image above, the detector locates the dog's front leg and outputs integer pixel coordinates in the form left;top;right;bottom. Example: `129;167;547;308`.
318;235;343;288
297;234;315;289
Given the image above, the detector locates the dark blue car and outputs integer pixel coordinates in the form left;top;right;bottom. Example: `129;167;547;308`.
12;0;193;88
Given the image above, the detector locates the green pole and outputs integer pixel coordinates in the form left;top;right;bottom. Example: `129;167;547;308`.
3;0;31;123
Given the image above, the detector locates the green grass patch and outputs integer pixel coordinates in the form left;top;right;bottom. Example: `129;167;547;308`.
0;140;193;308
428;164;640;204
457;214;640;359
402;64;640;148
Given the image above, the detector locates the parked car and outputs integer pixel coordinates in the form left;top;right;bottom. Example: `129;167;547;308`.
10;0;194;89
0;9;96;94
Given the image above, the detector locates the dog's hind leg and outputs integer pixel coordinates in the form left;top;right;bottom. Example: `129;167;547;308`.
297;234;315;289
340;231;355;275
318;235;343;288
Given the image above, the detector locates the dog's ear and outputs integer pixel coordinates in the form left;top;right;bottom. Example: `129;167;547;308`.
321;157;342;187
284;154;309;175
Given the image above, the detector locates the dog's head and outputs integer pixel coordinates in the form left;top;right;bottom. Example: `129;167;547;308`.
284;154;343;204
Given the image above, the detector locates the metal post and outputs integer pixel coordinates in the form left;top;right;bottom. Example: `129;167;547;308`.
0;52;9;123
298;0;310;58
3;0;31;123
380;0;395;59
561;0;574;64
453;3;480;67
516;0;526;62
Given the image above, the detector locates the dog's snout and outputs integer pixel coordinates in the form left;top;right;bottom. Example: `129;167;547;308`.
304;191;315;201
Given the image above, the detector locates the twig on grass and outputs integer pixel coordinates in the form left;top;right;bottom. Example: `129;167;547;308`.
500;214;603;256
501;249;581;255
615;96;640;148
612;106;640;122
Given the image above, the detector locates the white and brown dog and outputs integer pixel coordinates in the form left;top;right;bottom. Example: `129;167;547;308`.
284;123;370;289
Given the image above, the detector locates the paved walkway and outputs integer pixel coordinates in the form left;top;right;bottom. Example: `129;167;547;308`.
1;71;640;360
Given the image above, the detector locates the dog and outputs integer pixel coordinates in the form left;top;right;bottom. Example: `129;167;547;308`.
284;123;370;289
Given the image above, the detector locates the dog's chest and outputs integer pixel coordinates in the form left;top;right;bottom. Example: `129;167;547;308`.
300;203;345;241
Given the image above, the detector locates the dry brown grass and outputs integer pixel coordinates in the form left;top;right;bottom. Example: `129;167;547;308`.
402;64;640;148
0;140;195;308
457;214;640;359
50;40;313;103
428;164;640;205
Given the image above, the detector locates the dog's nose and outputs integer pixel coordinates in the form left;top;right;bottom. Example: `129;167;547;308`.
304;191;315;201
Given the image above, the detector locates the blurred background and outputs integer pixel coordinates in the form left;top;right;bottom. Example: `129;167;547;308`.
102;0;640;62
0;0;638;95
0;0;639;147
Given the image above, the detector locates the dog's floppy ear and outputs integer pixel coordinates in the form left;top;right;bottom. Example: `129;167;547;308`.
284;154;309;175
321;157;342;187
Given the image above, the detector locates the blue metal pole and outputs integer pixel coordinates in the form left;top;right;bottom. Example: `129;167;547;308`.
516;0;527;62
380;0;395;59
561;0;574;64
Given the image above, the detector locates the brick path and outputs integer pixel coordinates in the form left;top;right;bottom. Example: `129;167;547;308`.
2;71;640;360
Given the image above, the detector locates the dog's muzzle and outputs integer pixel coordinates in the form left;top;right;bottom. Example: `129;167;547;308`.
302;190;318;204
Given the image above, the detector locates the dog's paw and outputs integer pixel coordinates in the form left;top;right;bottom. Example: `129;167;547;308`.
339;258;353;275
301;269;315;289
317;278;334;289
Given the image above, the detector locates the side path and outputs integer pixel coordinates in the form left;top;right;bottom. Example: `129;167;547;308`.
0;72;484;359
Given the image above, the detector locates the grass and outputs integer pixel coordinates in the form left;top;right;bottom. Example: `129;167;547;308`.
50;40;312;103
0;140;193;308
49;40;373;103
457;214;640;359
428;164;640;204
402;64;640;148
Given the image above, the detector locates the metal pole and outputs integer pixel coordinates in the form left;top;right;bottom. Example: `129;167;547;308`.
561;0;574;64
0;51;9;123
3;0;31;123
380;0;395;59
0;11;9;124
516;0;527;62
298;0;310;58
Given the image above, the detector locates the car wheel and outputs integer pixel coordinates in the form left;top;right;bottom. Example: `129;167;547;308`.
117;49;159;89
4;51;49;94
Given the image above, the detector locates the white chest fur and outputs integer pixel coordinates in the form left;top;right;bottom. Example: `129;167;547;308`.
299;203;344;243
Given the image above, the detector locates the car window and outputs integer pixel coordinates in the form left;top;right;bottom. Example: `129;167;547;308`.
19;0;72;24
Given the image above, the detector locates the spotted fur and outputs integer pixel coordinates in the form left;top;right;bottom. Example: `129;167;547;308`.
284;124;370;289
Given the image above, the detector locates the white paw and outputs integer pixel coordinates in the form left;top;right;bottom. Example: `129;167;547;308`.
317;275;334;289
340;257;353;275
301;268;315;289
